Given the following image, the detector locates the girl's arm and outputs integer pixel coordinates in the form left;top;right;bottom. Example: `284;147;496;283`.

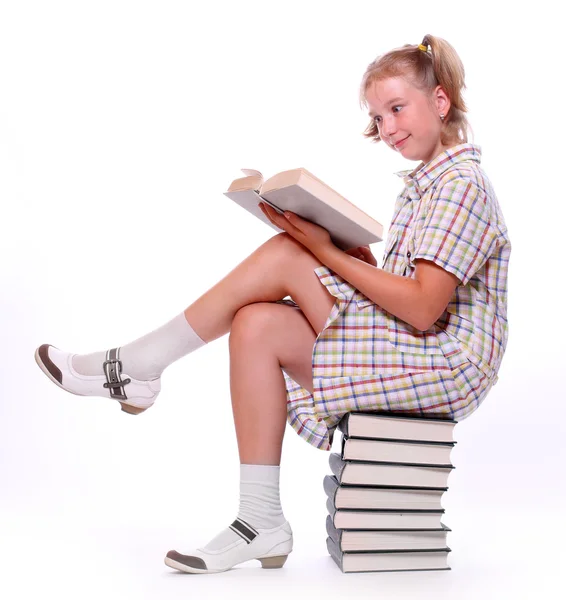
316;247;459;331
317;176;498;331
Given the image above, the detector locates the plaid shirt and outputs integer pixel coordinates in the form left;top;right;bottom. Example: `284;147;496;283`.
282;142;511;451
383;143;511;385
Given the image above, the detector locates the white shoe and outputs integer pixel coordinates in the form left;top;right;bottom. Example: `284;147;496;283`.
34;344;161;414
164;519;293;574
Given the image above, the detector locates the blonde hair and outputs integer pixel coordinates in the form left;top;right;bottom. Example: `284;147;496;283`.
359;34;472;146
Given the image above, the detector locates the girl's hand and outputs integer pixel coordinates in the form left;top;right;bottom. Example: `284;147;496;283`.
344;245;378;267
258;201;336;257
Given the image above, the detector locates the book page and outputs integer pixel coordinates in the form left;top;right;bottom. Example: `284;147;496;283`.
226;169;264;193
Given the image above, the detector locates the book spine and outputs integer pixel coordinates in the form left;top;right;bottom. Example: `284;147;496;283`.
326;496;336;520
328;452;347;482
336;413;350;437
322;474;339;502
325;514;342;549
326;536;345;572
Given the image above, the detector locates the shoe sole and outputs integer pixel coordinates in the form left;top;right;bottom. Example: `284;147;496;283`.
34;345;148;415
163;553;289;574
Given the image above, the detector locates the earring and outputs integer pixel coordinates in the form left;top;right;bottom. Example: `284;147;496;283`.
440;114;445;121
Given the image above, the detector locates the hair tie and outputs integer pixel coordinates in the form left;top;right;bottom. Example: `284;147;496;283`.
418;44;428;52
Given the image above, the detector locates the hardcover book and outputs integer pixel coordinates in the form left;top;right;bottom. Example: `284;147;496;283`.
326;536;451;573
337;412;457;443
224;168;384;251
326;497;445;530
329;452;454;488
325;514;451;552
323;475;446;511
341;436;455;467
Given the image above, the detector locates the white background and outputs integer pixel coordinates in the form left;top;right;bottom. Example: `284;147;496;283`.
1;1;565;598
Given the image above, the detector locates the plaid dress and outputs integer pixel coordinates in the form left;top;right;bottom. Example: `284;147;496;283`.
278;143;511;451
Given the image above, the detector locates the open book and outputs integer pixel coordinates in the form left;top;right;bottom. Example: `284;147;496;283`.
224;167;384;251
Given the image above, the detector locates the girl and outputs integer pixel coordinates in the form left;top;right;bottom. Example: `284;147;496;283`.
34;33;511;574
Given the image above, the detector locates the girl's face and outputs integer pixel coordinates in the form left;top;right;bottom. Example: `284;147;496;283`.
365;76;452;164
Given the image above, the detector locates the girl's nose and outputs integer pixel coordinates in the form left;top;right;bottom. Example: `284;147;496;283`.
380;116;397;139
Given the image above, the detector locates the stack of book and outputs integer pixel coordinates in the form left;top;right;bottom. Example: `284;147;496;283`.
324;412;458;574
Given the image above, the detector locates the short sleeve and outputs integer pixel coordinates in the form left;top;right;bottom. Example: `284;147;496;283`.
412;176;498;286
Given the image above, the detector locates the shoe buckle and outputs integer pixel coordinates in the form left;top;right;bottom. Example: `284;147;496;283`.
102;348;131;400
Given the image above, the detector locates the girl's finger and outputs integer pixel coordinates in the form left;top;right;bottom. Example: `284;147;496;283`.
261;202;289;230
259;202;274;224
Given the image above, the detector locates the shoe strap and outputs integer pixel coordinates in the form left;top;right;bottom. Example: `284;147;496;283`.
102;348;131;400
229;518;259;544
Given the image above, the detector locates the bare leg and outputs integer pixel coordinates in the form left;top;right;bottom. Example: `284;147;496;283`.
229;300;325;465
184;233;336;343
229;328;287;465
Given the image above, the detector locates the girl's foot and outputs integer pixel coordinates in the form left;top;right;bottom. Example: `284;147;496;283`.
34;344;161;414
34;311;206;413
165;464;291;574
164;519;293;574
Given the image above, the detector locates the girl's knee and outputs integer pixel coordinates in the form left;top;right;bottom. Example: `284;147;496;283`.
229;303;281;344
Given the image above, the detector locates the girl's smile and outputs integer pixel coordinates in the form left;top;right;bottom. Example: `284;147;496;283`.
394;135;410;149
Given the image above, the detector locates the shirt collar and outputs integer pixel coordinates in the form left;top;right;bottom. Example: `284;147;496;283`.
394;143;482;197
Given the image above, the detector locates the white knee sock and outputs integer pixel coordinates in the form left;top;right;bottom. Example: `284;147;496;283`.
202;464;286;551
72;312;206;380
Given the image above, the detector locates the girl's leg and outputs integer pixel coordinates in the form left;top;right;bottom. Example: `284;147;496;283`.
184;232;334;342
229;301;318;465
72;233;335;381
164;296;323;574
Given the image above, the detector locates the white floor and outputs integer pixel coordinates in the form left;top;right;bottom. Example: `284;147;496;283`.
2;508;563;600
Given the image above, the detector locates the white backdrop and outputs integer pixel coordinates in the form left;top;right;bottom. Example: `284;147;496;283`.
1;1;564;599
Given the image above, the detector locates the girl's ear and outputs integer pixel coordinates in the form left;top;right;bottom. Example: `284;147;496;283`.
434;85;451;118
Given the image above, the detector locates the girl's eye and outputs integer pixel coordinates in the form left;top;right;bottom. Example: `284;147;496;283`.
373;106;402;124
